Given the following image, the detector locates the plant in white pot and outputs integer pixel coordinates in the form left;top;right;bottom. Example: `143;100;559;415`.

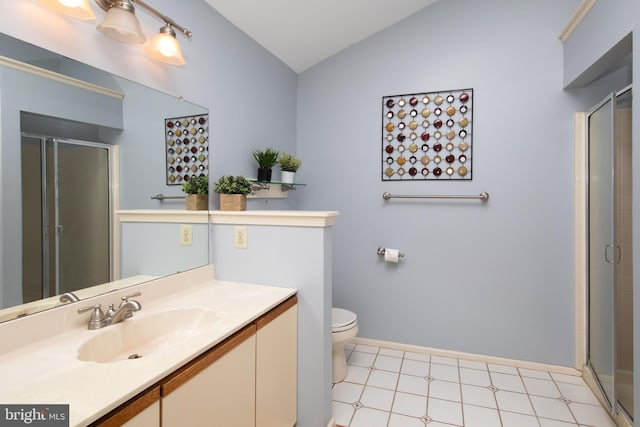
253;147;279;182
277;153;301;184
181;175;209;210
213;175;252;211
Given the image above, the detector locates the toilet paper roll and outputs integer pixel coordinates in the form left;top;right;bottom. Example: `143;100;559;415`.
384;248;400;263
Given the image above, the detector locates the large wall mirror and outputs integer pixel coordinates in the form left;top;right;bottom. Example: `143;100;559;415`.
0;32;210;322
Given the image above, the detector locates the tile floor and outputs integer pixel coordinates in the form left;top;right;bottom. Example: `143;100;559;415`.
333;343;618;427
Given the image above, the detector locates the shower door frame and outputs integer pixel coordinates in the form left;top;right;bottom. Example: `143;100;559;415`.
584;84;633;421
21;134;116;298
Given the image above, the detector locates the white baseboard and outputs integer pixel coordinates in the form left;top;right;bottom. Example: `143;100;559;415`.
352;337;582;377
327;417;336;427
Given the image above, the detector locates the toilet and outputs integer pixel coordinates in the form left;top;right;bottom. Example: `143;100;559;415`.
332;307;358;383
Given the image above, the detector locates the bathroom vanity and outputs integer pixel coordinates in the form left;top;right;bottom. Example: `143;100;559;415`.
0;266;297;426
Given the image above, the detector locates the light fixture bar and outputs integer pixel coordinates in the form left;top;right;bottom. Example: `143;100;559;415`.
94;0;192;38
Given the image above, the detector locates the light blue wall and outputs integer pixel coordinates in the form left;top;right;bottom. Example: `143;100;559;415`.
562;0;639;421
212;224;333;427
297;0;581;366
0;0;299;206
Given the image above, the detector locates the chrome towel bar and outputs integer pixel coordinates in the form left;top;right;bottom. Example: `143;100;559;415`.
382;192;489;201
151;193;185;201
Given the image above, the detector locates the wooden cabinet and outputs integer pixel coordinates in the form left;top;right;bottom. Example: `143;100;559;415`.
256;297;297;427
90;296;297;427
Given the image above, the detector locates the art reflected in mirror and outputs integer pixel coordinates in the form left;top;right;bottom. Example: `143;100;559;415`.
165;114;209;185
0;32;210;322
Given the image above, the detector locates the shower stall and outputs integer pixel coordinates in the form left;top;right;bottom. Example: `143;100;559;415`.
587;85;633;421
21;135;112;303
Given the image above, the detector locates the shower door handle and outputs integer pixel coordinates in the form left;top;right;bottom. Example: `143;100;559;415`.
56;224;64;237
604;244;620;264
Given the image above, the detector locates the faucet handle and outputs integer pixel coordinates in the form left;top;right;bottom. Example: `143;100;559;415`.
121;291;141;302
77;304;109;330
119;292;141;307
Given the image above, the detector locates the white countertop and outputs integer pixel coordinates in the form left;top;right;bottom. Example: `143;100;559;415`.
0;266;296;426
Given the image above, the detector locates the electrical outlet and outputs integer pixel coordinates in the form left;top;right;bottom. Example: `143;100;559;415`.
234;226;248;249
180;224;193;246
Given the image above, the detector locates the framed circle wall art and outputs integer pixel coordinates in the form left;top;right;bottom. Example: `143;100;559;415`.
165;114;209;185
382;88;473;181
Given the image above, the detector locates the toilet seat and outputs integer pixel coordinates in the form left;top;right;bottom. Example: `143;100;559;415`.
332;308;357;333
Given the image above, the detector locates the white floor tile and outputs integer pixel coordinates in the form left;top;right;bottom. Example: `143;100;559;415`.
333;382;364;404
523;376;561;398
348;351;376;368
488;363;519;375
360;386;395;411
396;374;429;396
551;372;586;386
459;359;488;371
429;379;461;402
354;344;379;354
519;367;552;380
539;418;579;427
350;407;389;427
569;402;617;427
392;391;427;418
530;395;576;423
462;403;501;427
388;413;425;427
428;398;463;425
431;355;459;366
461;384;497;409
367;369;399;390
556;382;601;405
495;390;535;415
430;363;459;382
332;346;613;427
345;343;356;351
460;367;492;387
332;401;354;426
490;371;526;393
379;347;404;358
500;410;540;427
404;351;430;362
343;365;371;384
401;359;429;377
374;355;403;372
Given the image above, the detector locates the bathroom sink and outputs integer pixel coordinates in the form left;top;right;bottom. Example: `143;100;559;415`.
77;308;219;363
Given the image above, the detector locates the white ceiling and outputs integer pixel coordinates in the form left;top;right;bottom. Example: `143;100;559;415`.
204;0;438;73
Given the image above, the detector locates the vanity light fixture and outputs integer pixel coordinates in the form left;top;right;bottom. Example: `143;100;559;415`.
145;24;185;65
40;0;193;65
38;0;96;20
96;0;146;44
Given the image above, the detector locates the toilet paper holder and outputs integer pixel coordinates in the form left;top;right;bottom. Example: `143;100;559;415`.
377;247;405;258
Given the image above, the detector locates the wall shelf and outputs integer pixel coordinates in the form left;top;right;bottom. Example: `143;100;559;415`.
248;180;306;199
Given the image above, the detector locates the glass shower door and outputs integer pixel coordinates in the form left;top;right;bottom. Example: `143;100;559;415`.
588;95;615;408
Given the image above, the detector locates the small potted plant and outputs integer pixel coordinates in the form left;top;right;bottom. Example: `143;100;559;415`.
253;147;279;182
213;175;252;211
181;175;209;210
277;153;302;184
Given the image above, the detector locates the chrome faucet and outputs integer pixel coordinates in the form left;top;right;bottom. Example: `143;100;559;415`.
78;292;142;330
59;292;80;303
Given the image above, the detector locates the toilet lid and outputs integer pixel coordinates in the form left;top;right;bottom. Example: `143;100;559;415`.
332;308;357;331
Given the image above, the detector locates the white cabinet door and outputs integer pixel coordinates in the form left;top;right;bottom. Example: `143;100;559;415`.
162;326;256;427
256;297;297;427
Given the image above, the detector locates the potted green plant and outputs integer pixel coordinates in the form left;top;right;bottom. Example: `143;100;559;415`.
181;175;209;210
213;175;252;211
277;153;302;184
253;148;279;182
